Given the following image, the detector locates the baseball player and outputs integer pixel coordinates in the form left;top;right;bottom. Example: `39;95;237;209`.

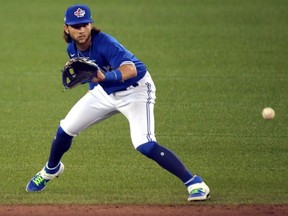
26;4;210;201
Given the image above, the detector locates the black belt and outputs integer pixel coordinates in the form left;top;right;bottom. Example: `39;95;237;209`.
118;83;139;92
131;83;139;87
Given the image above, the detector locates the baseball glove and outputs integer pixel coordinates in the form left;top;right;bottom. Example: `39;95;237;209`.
62;57;100;89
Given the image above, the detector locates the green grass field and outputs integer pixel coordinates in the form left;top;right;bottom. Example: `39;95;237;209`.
0;0;287;205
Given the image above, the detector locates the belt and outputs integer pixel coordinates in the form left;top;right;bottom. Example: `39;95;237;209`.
118;83;139;92
126;83;139;89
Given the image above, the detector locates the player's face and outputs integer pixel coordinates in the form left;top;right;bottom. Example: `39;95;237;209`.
65;23;92;46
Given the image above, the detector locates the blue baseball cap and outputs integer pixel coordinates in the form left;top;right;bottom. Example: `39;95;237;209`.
64;4;94;25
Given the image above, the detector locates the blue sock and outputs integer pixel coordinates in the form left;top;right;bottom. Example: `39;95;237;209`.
137;141;194;183
47;126;73;168
184;175;203;188
44;162;61;174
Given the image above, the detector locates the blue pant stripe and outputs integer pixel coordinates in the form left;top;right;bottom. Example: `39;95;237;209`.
145;82;152;142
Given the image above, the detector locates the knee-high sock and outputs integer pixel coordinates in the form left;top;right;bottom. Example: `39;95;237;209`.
47;126;73;168
137;141;193;183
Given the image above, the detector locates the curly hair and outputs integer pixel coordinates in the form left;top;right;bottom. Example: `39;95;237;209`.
63;26;101;43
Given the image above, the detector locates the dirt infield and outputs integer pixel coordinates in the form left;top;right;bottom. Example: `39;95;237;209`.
0;204;287;216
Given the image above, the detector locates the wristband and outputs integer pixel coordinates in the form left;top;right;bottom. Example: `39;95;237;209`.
104;70;122;82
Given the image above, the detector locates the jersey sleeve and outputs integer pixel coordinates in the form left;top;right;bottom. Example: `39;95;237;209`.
102;37;135;69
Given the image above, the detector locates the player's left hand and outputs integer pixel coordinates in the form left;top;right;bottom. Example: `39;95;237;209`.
91;70;105;83
62;57;101;89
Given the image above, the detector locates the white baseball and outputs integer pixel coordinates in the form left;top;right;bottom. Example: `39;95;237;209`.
262;107;275;120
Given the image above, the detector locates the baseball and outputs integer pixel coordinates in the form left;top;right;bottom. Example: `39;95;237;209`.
262;107;275;120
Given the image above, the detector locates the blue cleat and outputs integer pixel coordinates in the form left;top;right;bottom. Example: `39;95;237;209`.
187;181;210;201
26;162;64;192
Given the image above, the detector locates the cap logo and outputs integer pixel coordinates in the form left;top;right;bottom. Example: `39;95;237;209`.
74;8;86;18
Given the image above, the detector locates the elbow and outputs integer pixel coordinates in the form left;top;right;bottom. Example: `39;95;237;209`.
119;64;137;80
126;63;137;78
131;67;137;78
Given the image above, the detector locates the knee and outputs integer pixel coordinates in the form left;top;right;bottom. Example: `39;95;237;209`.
56;126;73;140
136;141;158;158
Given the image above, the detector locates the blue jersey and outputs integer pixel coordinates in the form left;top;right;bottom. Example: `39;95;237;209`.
66;32;147;94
